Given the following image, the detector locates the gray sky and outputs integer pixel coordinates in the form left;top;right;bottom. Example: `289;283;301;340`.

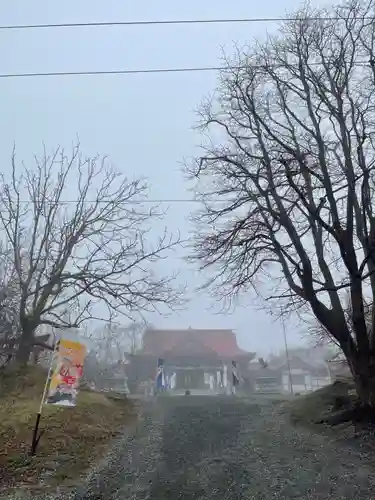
1;0;321;356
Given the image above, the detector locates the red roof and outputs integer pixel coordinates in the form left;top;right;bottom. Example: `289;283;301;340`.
141;328;253;359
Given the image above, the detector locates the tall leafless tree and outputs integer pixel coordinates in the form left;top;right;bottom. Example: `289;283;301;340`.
91;321;145;363
0;244;19;341
119;321;145;354
0;143;182;364
310;290;374;348
187;0;375;405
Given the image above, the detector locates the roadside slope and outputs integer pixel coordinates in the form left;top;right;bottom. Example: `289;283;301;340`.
0;366;138;496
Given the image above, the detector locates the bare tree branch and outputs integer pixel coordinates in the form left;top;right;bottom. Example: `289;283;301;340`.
187;0;375;405
0;142;183;363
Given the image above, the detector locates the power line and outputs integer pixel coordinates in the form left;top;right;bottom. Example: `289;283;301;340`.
0;66;227;79
0;16;368;31
0;61;370;79
13;199;221;204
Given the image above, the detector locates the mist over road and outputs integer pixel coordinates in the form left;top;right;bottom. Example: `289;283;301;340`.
76;395;375;500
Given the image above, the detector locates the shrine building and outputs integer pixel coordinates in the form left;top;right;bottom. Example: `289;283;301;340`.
126;327;255;394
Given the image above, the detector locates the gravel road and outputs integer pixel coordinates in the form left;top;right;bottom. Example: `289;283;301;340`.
74;395;375;500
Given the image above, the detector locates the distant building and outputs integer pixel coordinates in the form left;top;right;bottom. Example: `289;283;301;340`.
248;351;332;394
126;328;255;394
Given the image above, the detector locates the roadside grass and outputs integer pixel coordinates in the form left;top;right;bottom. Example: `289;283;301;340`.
287;379;356;429
0;365;139;494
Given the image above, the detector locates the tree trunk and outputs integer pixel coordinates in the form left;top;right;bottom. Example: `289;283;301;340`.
351;353;375;408
14;330;34;365
354;375;375;407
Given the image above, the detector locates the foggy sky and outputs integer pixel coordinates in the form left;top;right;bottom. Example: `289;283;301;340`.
1;0;323;356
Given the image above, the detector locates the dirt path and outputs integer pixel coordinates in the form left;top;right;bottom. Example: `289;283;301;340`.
71;396;375;499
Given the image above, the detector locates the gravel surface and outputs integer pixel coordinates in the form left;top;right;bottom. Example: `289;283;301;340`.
146;396;375;499
7;396;375;499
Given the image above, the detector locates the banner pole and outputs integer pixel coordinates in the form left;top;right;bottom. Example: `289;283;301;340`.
30;339;59;457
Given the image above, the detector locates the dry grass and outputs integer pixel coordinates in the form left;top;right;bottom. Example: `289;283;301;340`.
0;365;139;494
288;379;356;428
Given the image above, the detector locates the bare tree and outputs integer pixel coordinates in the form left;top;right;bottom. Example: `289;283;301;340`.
80;320;145;391
187;0;375;406
0;244;19;341
119;321;145;354
90;321;145;364
0;143;181;364
310;291;373;351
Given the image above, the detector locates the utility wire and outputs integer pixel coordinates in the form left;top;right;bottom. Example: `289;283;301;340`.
13;199;227;204
0;66;229;79
0;16;373;31
0;61;370;79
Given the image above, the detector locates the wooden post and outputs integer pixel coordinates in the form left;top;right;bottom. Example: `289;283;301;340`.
29;340;59;456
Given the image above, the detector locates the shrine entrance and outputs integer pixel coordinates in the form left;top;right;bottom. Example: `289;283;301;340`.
174;368;206;390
